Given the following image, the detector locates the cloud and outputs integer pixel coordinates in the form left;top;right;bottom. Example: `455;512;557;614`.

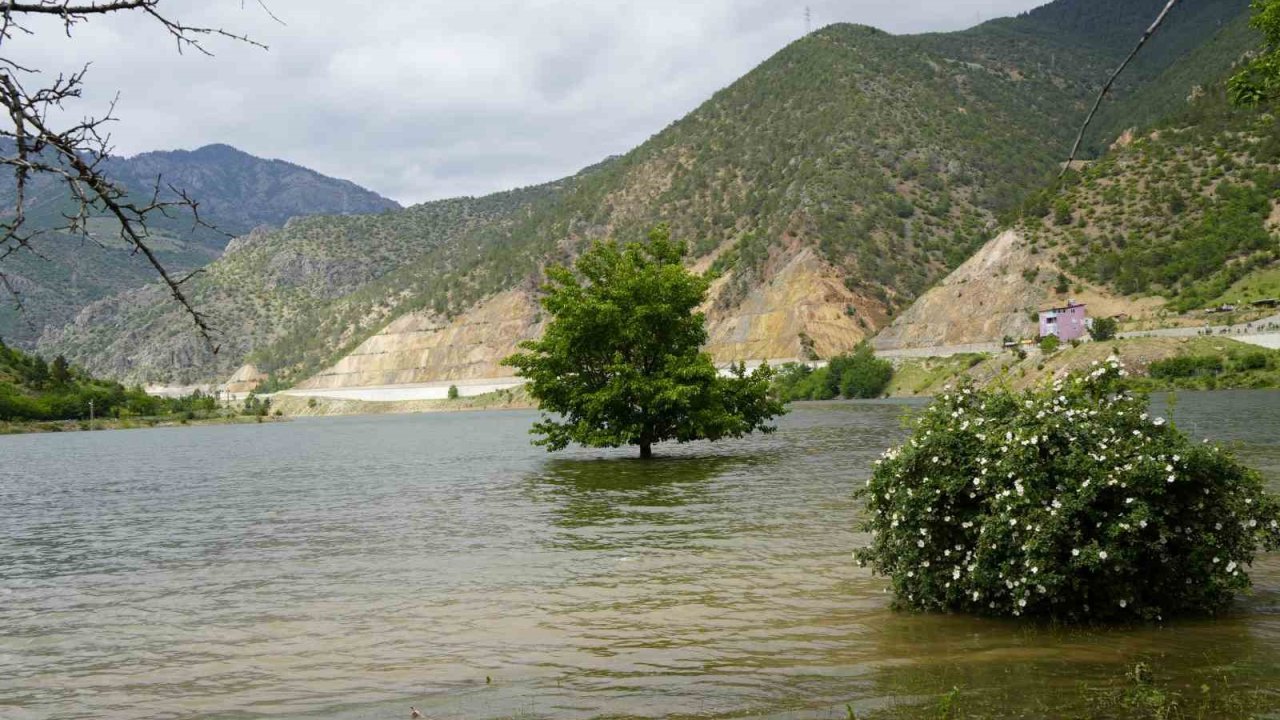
4;0;1045;205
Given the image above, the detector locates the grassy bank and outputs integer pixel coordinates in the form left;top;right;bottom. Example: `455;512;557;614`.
864;660;1276;719
0;412;287;435
884;337;1280;397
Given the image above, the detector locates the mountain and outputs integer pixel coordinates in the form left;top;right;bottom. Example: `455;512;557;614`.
0;144;400;349
875;78;1279;352
39;0;1259;387
100;144;402;241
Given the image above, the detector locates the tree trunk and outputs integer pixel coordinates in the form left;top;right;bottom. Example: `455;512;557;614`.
639;440;653;459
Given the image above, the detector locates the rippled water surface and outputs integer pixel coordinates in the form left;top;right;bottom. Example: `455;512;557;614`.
2;392;1279;719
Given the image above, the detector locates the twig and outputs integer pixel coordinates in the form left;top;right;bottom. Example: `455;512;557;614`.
0;0;272;349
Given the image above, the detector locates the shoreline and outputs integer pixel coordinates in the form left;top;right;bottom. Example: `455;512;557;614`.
0;414;289;436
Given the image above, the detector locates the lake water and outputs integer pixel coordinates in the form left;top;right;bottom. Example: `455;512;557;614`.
2;392;1279;719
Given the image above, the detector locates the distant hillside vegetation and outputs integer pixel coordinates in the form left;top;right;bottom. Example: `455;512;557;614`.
39;0;1260;386
0;337;213;422
1015;86;1280;312
0;143;400;349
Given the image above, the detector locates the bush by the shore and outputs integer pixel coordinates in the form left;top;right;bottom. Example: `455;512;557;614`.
773;346;893;401
855;358;1280;621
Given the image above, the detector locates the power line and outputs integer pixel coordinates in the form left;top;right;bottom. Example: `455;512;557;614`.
1060;0;1181;176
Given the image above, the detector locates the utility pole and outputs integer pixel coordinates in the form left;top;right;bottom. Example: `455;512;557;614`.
88;399;94;430
805;5;812;35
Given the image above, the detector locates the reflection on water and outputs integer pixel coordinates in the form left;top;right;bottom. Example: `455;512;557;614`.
526;454;749;552
0;393;1277;719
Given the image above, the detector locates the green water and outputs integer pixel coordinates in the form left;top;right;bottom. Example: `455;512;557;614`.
1;391;1278;719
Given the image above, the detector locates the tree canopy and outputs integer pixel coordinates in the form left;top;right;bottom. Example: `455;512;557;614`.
1230;0;1280;105
503;226;783;458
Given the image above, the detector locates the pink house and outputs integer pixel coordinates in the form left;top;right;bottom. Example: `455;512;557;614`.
1039;301;1090;341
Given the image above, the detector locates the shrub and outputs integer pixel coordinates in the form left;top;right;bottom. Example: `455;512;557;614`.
854;359;1280;621
1234;351;1271;371
1148;355;1222;379
447;384;460;400
1089;316;1118;341
772;363;834;402
773;347;894;401
830;346;895;399
1039;334;1060;353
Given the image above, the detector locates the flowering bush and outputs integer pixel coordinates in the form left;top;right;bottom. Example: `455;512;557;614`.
855;358;1280;621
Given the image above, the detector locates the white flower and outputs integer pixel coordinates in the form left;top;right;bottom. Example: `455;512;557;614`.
973;591;980;601
1153;417;1165;426
1072;549;1080;557
1119;599;1127;608
1126;498;1134;505
1098;551;1108;560
1019;598;1027;607
917;540;925;548
1226;561;1237;572
1213;557;1220;564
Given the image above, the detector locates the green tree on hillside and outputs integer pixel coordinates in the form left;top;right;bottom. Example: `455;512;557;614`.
1230;0;1280;106
503;225;784;459
1089;316;1119;341
50;355;71;386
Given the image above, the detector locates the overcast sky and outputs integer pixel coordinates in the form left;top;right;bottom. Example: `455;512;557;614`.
11;0;1047;206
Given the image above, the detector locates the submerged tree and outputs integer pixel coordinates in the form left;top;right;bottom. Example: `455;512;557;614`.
504;225;784;459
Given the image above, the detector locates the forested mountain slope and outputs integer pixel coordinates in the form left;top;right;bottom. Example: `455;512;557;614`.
0;144;399;349
1022;89;1280;311
40;0;1258;386
877;81;1280;351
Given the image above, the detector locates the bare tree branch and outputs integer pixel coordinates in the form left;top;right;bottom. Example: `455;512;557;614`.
1060;0;1181;177
0;0;273;349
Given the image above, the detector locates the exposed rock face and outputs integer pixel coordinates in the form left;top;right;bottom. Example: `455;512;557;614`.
296;245;880;390
873;231;1044;350
298;290;546;388
704;248;880;362
874;230;1157;351
224;364;268;394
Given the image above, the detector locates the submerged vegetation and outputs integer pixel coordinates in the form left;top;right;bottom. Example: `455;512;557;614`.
855;359;1280;621
504;226;783;458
